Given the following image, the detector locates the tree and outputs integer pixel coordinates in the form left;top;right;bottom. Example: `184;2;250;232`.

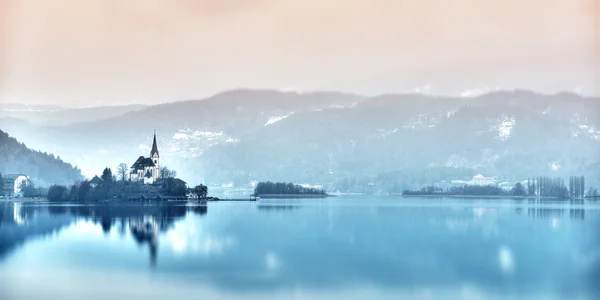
192;184;208;199
101;168;113;185
253;181;326;196
163;178;187;196
68;184;79;201
160;166;177;179
77;181;91;201
47;185;67;202
117;163;128;182
0;172;3;196
21;181;39;198
511;182;527;196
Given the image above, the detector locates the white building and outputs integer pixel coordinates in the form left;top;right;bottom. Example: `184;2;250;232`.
470;174;496;186
129;131;160;184
2;174;31;196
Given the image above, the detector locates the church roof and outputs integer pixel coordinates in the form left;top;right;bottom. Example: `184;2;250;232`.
131;156;155;170
151;131;159;157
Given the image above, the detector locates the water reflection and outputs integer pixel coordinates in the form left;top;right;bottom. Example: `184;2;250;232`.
256;205;301;212
0;202;208;263
0;199;599;299
525;199;586;220
130;216;159;266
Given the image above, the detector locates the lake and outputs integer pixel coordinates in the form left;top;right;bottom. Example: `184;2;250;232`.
0;197;598;300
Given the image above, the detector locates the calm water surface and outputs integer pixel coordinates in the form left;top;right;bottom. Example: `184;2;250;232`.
0;197;599;300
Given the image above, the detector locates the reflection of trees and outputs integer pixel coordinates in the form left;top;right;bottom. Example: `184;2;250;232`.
0;203;72;260
525;200;586;220
0;203;208;264
188;205;207;216
257;205;301;212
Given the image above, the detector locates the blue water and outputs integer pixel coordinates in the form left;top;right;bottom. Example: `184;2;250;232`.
0;197;598;300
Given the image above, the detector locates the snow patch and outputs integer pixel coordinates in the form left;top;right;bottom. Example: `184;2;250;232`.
494;116;515;141
329;102;359;109
461;88;489;98
445;155;468;168
402;114;438;130
264;113;294;126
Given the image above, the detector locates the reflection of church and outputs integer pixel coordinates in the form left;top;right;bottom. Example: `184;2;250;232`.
130;131;160;184
130;217;159;265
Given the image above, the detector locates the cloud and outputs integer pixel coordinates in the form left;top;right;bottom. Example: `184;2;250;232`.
1;0;596;106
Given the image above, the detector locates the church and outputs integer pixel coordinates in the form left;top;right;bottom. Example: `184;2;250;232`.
130;131;160;184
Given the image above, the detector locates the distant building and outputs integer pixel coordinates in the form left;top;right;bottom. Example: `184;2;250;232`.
448;174;497;187
129;131;160;184
470;174;496;186
2;174;31;197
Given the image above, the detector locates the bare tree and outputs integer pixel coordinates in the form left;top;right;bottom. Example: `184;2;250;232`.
117;163;128;182
160;166;176;179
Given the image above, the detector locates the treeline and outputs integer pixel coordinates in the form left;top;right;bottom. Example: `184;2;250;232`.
568;176;585;198
405;176;596;199
333;168;477;194
403;184;517;197
46;167;188;202
0;130;83;186
525;177;569;198
253;182;327;196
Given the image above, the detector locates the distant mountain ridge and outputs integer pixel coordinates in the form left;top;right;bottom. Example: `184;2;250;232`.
1;89;598;191
0;130;83;187
0;104;148;126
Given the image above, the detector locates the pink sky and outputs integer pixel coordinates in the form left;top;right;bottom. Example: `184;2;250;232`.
0;0;598;106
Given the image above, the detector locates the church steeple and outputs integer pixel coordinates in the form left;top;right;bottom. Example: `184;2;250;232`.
151;130;159;157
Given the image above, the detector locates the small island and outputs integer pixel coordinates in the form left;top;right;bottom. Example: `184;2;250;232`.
253;181;329;198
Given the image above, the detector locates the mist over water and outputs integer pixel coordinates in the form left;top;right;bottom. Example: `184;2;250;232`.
1;198;599;300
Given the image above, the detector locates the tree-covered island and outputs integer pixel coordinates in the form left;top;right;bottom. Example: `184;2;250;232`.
253;181;329;198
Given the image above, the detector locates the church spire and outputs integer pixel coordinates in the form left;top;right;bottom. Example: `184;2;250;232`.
151;130;159;157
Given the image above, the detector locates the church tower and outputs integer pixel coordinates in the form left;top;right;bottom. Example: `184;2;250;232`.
151;130;160;179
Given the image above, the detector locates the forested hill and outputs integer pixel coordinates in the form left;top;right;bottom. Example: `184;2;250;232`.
0;129;83;186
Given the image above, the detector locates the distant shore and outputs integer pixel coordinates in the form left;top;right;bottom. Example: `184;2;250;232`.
0;197;47;203
397;194;579;200
255;194;332;199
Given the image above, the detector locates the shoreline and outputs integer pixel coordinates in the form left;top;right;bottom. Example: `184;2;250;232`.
397;194;587;200
255;194;332;199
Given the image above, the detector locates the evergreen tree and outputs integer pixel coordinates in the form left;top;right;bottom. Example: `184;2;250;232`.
78;181;91;201
101;168;113;185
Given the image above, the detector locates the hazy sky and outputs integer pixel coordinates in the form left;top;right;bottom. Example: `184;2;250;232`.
0;0;598;106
